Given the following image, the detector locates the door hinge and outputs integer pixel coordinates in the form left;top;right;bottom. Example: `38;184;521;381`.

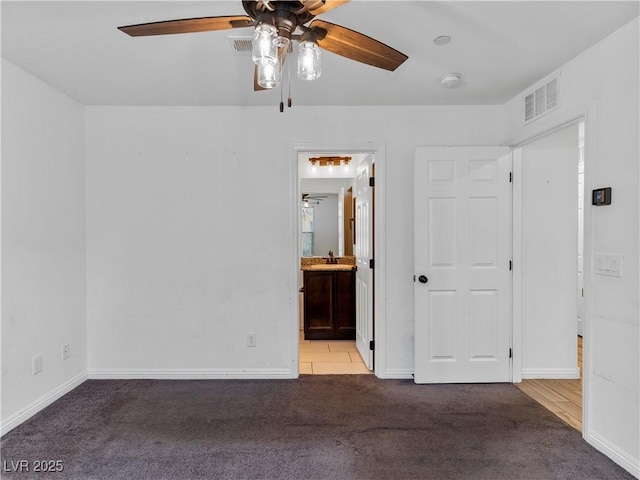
509;348;513;359
509;260;512;271
509;172;512;183
369;177;375;187
369;259;374;269
369;340;375;351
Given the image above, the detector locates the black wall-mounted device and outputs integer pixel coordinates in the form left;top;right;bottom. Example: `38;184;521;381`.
592;187;612;206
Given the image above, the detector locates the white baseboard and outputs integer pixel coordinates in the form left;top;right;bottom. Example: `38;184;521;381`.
383;368;414;379
587;430;640;478
521;367;580;379
88;368;295;380
1;371;88;436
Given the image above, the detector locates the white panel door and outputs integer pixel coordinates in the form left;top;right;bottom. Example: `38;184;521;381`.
414;147;511;383
355;154;374;370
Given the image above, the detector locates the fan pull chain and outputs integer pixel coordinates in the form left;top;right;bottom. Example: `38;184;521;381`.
288;58;292;108
279;63;284;113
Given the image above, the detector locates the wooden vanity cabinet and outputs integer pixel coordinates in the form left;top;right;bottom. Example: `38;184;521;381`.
303;270;356;340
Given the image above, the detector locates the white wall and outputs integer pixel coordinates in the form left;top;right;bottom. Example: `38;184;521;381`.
84;105;505;378
1;60;87;431
505;18;639;477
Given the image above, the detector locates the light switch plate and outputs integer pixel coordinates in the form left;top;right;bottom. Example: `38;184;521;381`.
595;253;623;277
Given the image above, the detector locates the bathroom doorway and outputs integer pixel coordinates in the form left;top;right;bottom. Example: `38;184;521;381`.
293;147;379;375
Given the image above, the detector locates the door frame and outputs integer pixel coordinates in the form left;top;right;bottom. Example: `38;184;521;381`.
510;111;592;440
289;142;386;377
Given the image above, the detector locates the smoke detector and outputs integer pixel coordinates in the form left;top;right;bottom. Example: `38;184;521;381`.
440;73;462;88
433;36;451;46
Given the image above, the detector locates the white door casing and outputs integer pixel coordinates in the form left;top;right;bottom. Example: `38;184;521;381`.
355;154;374;370
414;146;512;384
577;129;585;337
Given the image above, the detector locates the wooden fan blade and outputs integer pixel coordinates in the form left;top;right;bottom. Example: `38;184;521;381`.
310;20;407;72
118;15;253;37
306;0;350;16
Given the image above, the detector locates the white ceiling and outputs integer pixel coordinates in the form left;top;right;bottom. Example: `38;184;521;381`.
2;1;638;107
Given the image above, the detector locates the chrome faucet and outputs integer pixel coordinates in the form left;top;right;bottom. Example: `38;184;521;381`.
327;250;338;264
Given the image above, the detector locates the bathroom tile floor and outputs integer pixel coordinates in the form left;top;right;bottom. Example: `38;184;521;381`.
299;331;372;375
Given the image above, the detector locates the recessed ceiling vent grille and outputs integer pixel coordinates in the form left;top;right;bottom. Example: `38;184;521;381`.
524;77;559;123
228;36;253;54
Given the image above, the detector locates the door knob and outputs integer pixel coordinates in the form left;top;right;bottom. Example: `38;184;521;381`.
418;275;428;284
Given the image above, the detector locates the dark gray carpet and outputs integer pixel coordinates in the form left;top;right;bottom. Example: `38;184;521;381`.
1;376;633;480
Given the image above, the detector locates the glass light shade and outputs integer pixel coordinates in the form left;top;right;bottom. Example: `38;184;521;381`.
297;40;321;81
252;24;278;66
274;35;290;50
257;63;280;89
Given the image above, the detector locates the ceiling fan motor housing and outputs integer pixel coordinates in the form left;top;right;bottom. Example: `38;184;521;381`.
243;1;316;38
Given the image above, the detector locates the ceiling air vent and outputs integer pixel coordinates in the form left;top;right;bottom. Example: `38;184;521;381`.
524;77;559;123
228;36;253;54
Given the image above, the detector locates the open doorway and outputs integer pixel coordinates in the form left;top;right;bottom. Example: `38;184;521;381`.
295;151;375;375
514;120;585;432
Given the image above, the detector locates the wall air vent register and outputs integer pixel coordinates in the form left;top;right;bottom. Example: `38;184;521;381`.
228;36;253;54
524;77;559;123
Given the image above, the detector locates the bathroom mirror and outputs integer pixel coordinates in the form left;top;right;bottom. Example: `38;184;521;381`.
300;178;355;257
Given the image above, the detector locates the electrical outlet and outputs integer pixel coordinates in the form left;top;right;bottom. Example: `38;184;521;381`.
62;344;70;360
32;355;43;375
247;332;256;347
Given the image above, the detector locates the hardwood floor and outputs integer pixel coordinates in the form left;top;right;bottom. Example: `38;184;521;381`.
516;336;583;432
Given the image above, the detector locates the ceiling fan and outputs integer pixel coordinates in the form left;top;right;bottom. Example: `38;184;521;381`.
302;193;328;206
118;0;408;110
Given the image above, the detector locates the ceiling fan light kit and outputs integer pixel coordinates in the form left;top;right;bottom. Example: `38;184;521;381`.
298;40;322;80
257;63;280;89
252;23;279;66
252;14;321;87
117;0;408;110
